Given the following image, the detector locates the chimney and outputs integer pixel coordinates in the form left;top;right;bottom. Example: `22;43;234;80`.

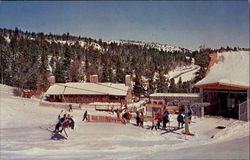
90;75;98;83
48;75;55;85
125;75;132;103
125;75;132;87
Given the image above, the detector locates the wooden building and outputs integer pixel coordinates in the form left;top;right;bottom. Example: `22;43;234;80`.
195;51;250;121
149;93;201;105
146;93;201;117
45;82;130;104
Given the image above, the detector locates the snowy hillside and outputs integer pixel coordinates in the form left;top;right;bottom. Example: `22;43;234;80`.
46;39;103;51
106;40;188;53
166;58;200;83
0;84;249;160
3;34;187;53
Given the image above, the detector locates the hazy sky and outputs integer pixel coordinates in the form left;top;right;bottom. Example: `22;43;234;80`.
0;1;248;50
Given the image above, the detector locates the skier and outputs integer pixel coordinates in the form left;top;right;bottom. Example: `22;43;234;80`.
54;114;75;133
155;113;161;129
54;114;66;133
136;112;140;126
139;112;144;128
127;112;132;123
151;114;158;131
162;110;169;129
177;112;184;128
68;104;73;112
63;114;75;130
82;110;88;121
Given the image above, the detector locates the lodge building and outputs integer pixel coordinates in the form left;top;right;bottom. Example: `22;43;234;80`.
45;75;132;104
195;51;250;121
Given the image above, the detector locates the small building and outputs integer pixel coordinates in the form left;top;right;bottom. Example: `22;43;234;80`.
195;51;250;121
146;93;201;117
45;82;130;104
149;93;201;105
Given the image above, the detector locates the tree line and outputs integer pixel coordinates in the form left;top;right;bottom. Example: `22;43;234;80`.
1;28;247;97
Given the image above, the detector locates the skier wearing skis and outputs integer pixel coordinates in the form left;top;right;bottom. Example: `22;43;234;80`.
55;114;66;132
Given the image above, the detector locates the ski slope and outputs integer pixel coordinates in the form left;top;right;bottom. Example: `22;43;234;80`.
167;58;200;83
0;84;249;160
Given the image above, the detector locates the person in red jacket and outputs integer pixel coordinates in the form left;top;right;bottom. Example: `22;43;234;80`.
155;113;161;129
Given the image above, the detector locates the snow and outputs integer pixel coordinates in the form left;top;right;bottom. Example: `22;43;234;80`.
4;36;11;43
106;40;183;52
0;84;249;159
150;93;200;98
167;58;200;83
47;55;53;72
196;51;250;87
45;39;102;51
46;82;128;96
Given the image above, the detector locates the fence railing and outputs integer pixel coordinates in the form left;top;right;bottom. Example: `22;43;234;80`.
239;101;249;121
87;115;126;125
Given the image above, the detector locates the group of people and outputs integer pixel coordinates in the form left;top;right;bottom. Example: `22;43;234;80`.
151;110;170;130
151;109;193;130
55;113;75;133
54;103;193;135
54;104;88;134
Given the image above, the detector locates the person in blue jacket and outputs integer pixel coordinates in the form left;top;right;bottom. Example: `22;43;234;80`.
177;112;184;128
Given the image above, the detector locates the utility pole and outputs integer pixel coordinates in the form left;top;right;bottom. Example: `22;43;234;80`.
184;102;190;134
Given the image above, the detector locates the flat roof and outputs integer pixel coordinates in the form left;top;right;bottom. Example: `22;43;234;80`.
46;82;128;96
150;93;200;98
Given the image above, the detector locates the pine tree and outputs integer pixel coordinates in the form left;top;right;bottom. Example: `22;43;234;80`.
133;76;145;97
169;78;176;93
177;77;183;92
155;71;168;93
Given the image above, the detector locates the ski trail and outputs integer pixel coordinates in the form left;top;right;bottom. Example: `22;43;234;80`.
172;66;199;79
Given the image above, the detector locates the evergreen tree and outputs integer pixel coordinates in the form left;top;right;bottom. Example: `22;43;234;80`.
155;71;168;93
133;76;145;97
177;77;183;92
169;78;176;93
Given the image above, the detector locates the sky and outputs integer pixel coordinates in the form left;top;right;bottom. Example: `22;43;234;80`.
0;1;249;50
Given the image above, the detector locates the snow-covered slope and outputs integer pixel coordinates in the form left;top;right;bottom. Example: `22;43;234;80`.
106;40;189;53
166;58;200;83
0;84;249;159
46;39;103;51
